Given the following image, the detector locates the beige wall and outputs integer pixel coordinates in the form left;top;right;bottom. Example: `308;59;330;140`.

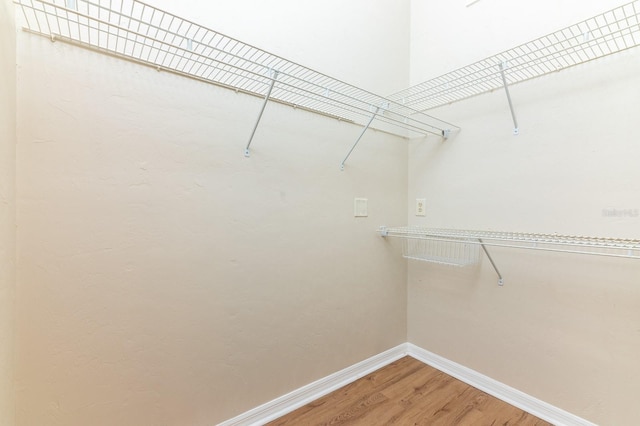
151;0;411;94
0;0;17;424
13;1;640;425
14;7;408;425
409;0;625;82
408;1;640;424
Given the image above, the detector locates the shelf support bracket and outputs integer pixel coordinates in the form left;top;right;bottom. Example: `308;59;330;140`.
244;70;279;157
340;106;380;170
499;62;519;135
478;238;504;286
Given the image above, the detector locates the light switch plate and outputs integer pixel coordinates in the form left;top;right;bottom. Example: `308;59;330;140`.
354;198;368;217
416;198;426;216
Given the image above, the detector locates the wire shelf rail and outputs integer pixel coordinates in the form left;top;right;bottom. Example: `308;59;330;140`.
15;0;458;141
380;226;640;285
389;1;640;112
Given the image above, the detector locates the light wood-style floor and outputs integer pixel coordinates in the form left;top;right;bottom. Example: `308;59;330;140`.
268;356;551;425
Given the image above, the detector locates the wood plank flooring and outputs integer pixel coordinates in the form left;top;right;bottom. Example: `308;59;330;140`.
267;356;551;425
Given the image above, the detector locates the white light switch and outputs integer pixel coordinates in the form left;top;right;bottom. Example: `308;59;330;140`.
354;198;368;217
416;199;426;216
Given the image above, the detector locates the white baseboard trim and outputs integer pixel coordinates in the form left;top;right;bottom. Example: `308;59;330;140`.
217;343;409;426
218;342;596;426
406;343;597;426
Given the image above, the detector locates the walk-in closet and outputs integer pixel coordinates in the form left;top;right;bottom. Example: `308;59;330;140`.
1;0;639;425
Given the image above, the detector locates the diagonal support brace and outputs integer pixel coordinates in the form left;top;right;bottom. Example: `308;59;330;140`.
499;62;519;135
245;70;279;157
479;238;504;286
340;107;380;171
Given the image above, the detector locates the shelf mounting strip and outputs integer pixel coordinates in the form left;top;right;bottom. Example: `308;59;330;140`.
389;1;640;113
16;0;459;167
380;226;640;286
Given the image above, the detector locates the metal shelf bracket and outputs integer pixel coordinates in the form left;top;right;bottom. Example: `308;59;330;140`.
244;70;279;157
499;62;519;136
340;105;381;171
478;238;504;286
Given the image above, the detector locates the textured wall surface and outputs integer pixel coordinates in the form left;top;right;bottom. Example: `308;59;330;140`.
0;0;17;424
151;0;411;95
12;0;640;424
14;9;409;425
409;0;626;83
408;1;640;424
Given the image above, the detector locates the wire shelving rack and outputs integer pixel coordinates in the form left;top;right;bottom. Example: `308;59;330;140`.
15;0;458;143
380;226;640;285
401;236;480;268
389;1;640;112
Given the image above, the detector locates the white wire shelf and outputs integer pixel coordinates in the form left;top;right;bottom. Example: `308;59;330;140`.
380;226;640;259
380;226;640;285
15;0;458;140
389;1;640;112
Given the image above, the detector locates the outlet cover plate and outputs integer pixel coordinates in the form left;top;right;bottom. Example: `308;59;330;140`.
416;199;426;216
354;198;368;217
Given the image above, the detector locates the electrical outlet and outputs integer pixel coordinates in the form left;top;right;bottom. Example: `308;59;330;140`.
416;199;426;216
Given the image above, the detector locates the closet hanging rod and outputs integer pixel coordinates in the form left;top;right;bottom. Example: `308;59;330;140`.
16;0;459;138
18;28;362;128
389;0;640;111
23;22;449;140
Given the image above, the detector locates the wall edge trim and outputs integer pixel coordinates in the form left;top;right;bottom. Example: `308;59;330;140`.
217;343;409;426
406;343;597;426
